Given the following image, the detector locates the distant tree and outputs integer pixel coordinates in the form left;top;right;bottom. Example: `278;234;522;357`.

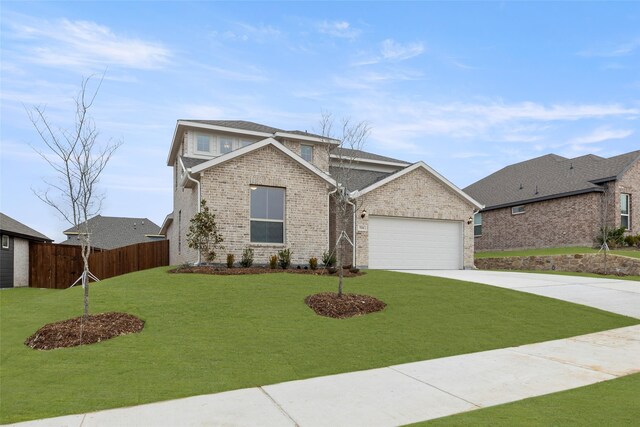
186;199;224;263
29;74;121;319
320;112;371;297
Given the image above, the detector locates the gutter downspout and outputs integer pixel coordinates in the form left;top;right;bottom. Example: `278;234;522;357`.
185;169;201;265
346;198;356;268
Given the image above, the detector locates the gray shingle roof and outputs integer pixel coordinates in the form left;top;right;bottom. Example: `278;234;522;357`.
181;156;209;169
331;147;410;164
0;213;52;242
464;150;640;210
185;120;325;139
60;215;163;250
330;166;398;192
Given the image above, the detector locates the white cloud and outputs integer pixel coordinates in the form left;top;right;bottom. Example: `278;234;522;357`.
579;38;640;57
317;20;361;39
6;16;170;70
217;22;281;42
380;39;424;61
569;126;634;145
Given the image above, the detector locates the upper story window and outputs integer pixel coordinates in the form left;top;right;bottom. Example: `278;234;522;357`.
474;213;482;237
1;235;9;249
240;139;253;149
219;137;233;154
511;205;525;215
621;193;630;230
301;145;313;162
196;134;211;153
250;186;285;244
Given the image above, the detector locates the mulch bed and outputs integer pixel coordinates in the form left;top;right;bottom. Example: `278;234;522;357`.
169;265;364;277
305;292;387;319
25;312;145;350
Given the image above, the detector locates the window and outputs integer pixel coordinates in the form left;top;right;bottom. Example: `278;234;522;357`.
196;134;211;153
512;205;525;215
1;235;8;249
301;145;313;162
250;186;285;243
219;137;233;154
178;210;182;254
621;193;630;230
240;139;253;149
474;213;482;237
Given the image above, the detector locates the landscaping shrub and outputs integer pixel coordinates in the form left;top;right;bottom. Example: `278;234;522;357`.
309;257;318;270
624;234;640;248
595;226;627;248
322;250;336;267
269;255;278;269
239;247;254;267
277;248;292;269
226;253;235;268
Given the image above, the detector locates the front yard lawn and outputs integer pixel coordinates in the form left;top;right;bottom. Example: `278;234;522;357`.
476;246;640;259
417;373;640;426
1;268;638;423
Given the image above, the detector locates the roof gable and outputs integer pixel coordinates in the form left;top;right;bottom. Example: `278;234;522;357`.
190;138;336;186
352;162;483;209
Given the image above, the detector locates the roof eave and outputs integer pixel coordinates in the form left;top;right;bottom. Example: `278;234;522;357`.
274;131;340;145
329;154;410;168
480;187;605;211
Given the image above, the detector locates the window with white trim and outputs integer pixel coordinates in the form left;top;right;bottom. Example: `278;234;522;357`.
512;205;525;215
621;193;630;230
474;213;482;237
240;139;253;149
301;144;313;162
250;186;285;244
219;136;233;154
1;235;9;249
196;134;211;153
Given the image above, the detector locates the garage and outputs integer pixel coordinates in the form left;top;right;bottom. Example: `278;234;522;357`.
368;216;463;269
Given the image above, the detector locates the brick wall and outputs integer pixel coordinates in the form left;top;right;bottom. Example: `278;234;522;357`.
352;167;477;268
616;160;639;235
198;145;331;266
475;192;603;251
13;238;29;287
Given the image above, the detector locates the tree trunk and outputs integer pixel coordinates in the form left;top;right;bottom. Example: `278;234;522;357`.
81;245;90;319
337;243;344;297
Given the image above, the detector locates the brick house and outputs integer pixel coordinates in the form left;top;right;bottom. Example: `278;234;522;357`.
465;150;640;251
162;120;482;269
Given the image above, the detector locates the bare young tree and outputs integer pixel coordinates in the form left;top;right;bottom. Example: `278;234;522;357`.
29;75;121;319
320;112;371;297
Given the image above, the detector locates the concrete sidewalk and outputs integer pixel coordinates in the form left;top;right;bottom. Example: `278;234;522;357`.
396;270;640;319
7;325;640;427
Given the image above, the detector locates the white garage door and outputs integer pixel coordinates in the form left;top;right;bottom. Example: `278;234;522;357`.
368;216;463;269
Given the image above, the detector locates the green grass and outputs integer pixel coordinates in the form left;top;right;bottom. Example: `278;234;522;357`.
485;269;640;282
476;246;640;259
414;373;640;426
1;268;638;423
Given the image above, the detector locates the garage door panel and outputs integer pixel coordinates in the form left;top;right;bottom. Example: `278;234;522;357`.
368;216;462;270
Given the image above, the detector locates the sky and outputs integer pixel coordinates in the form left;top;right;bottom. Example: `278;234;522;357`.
1;1;639;243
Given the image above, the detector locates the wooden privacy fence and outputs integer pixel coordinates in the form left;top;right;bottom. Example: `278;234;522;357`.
29;240;169;289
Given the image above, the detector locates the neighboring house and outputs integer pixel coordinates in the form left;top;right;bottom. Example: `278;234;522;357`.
0;213;53;288
60;215;165;250
163;120;482;269
465;150;640;251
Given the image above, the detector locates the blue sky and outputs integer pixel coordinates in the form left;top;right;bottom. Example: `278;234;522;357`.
1;1;639;242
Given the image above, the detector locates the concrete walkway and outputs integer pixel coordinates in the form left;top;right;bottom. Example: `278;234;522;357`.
6;272;640;427
394;270;640;319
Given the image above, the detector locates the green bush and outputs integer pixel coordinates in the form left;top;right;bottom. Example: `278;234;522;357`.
277;248;292;269
309;257;318;270
269;255;278;269
322;250;336;267
239;247;254;268
624;234;640;248
226;253;235;268
595;226;627;248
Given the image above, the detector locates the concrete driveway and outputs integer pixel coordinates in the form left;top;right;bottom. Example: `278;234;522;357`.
393;270;640;319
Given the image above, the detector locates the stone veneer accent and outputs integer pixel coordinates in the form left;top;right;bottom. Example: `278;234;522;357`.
196;145;331;266
13;238;29;287
476;253;640;276
351;167;477;269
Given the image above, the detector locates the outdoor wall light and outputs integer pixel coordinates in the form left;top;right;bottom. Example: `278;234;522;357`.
360;209;367;219
467;216;473;225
